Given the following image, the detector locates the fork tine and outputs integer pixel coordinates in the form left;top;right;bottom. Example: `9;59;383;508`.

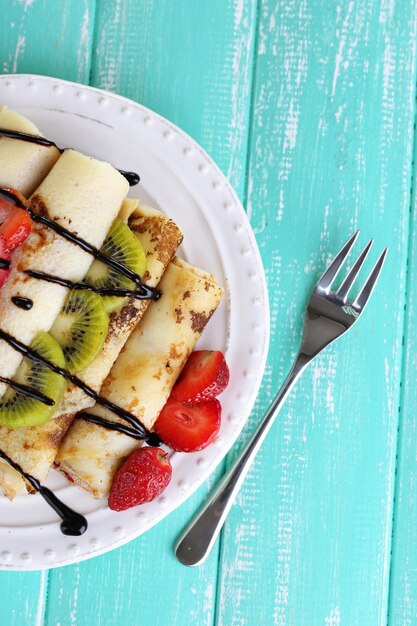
337;239;373;302
353;247;388;309
316;231;360;293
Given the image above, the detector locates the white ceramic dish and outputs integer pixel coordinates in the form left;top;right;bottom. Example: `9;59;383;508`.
0;74;269;570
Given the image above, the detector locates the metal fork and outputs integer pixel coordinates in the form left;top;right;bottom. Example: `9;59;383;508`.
175;232;387;566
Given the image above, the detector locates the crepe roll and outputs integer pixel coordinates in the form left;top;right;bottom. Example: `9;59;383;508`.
57;202;183;419
0;151;128;498
56;258;223;498
0;106;60;196
0;201;182;499
0;149;129;394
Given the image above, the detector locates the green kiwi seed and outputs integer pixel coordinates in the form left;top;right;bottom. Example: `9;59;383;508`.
50;290;109;374
0;331;66;429
84;218;147;314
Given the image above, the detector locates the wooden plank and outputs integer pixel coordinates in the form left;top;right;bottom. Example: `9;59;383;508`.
0;0;96;83
46;476;222;626
216;1;417;624
90;0;257;196
0;571;46;626
387;126;417;622
46;1;257;624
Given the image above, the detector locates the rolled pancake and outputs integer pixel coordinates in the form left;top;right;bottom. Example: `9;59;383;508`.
0;202;182;499
0;107;60;195
0;149;129;395
56;202;183;419
56;258;223;498
0;150;128;498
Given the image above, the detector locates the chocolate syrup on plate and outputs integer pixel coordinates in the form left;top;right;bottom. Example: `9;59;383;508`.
0;449;87;536
11;296;33;310
0;128;140;186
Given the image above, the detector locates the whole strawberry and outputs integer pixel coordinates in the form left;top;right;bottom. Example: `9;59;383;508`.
109;446;172;512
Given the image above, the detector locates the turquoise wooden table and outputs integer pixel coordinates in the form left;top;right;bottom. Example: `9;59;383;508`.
1;0;417;624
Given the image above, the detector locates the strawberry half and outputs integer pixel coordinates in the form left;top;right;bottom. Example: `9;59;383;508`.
108;447;172;512
171;350;229;403
0;194;31;250
154;398;221;452
0;234;11;288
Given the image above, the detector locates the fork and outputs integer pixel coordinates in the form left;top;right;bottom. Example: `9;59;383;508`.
175;231;387;566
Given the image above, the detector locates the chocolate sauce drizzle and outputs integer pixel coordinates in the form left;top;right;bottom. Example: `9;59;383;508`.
0;375;54;405
0;449;87;536
117;170;140;186
0;129;57;148
0;128;140;186
0;321;152;534
77;411;161;445
0;327;158;531
0;189;160;300
0;328;151;440
25;270;156;301
11;296;33;310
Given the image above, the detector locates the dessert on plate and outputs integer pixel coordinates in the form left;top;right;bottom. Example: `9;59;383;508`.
0;107;226;533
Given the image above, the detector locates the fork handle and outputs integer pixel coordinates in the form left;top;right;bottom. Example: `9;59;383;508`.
175;354;309;566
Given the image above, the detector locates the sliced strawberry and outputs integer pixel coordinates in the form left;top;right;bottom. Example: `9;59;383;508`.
0;195;31;250
171;350;230;403
154;398;221;452
109;447;172;512
0;234;11;288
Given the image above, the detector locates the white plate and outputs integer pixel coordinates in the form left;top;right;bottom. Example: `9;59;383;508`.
0;74;269;571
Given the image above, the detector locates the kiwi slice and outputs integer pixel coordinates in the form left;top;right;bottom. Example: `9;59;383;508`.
50;290;109;374
84;219;147;313
0;332;66;429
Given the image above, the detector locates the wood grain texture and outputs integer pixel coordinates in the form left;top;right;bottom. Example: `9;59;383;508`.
0;0;96;83
216;1;417;624
90;0;257;197
46;473;222;626
387;105;417;624
0;571;46;626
